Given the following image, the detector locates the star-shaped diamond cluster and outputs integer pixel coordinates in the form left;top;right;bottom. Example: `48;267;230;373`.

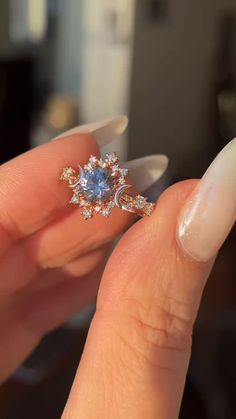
60;153;129;219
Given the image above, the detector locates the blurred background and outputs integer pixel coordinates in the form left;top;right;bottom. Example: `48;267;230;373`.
0;0;236;418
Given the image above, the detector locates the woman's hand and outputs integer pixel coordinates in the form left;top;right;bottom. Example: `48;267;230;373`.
0;116;167;382
62;140;236;418
0;118;140;381
0;116;235;419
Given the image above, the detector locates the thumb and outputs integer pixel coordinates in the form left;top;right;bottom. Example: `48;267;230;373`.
63;141;236;419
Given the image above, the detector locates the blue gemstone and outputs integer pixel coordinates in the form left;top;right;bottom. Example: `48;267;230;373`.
81;167;113;202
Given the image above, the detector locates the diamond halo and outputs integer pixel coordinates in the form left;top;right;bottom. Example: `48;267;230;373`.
60;152;155;220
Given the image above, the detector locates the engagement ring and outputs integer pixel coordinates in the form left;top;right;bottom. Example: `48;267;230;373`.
60;153;155;220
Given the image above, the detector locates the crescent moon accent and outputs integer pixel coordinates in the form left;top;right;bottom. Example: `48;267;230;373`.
114;184;132;207
69;165;84;188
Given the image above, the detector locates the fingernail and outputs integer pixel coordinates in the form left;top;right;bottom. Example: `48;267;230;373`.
54;115;128;147
178;139;236;262
123;155;168;192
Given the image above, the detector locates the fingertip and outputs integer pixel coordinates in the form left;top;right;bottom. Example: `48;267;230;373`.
0;132;101;246
97;179;210;310
64;180;215;419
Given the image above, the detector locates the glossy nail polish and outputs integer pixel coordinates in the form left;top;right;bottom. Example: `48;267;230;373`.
54;115;128;147
124;155;168;192
178;139;236;262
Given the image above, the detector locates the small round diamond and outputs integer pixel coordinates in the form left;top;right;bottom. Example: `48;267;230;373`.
108;201;115;209
70;195;80;204
61;167;76;181
82;209;92;220
119;168;129;177
118;177;126;185
94;205;101;212
106;152;118;164
144;203;155;216
99;158;104;166
102;208;110;218
112;164;119;172
135;195;146;209
89;155;98;166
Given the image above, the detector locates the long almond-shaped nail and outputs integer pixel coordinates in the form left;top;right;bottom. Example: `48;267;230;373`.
124;155;168;192
178;139;236;262
54;115;128;147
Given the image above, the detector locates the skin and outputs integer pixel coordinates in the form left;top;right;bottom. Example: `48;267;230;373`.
0;133;216;418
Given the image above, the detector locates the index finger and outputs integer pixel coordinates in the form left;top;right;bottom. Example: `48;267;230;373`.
0;133;99;253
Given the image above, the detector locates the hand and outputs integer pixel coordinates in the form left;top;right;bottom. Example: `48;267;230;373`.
0;116;166;382
62;140;236;418
1;118;235;419
0;119;137;381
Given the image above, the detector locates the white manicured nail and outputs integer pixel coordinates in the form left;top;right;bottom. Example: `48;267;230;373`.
178;139;236;262
54;115;128;147
55;116;168;194
123;155;168;192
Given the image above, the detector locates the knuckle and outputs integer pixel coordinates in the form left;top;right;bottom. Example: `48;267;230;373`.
98;292;194;375
136;295;193;350
123;293;194;368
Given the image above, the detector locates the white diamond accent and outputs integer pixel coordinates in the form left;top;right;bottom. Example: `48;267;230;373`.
119;168;129;177
61;167;76;180
118;177;126;185
70;195;80;204
82;209;92;220
106;152;118;164
112;164;119;172
144;203;155;215
135;195;146;209
108;201;115;209
89;155;98;166
94;205;101;212
102;208;110;218
99;158;104;166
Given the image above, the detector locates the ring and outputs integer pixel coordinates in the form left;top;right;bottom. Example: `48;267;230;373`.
60;152;155;220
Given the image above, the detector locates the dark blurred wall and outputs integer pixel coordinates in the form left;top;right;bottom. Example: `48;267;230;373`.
129;0;236;179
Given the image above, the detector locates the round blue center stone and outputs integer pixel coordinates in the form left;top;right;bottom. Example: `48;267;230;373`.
81;167;114;202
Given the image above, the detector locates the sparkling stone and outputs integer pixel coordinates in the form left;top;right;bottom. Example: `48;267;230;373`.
89;155;98;166
119;168;129;177
82;209;92;220
84;163;92;172
118;177;126;185
135;195;146;209
106;152;118;164
61;167;76;180
70;194;80;204
99;158;104;166
80;167;114;202
144;203;155;216
108;201;115;209
94;205;101;212
102;208;110;218
112;164;119;172
73;185;80;193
